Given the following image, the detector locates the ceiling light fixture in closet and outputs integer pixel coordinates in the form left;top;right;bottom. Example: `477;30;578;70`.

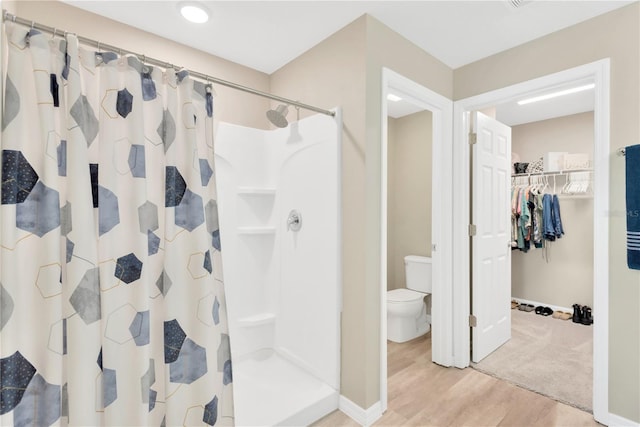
179;2;209;23
517;83;595;105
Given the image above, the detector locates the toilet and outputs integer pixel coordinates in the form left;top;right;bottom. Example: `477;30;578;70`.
387;255;432;343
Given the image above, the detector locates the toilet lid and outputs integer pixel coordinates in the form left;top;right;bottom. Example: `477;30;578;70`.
387;288;424;303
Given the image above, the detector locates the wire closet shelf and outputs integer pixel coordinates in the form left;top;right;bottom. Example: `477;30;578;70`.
512;169;593;197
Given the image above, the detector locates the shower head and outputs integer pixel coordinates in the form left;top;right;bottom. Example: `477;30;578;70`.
266;104;289;128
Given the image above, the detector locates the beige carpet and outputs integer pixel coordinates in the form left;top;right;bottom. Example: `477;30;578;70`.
471;308;593;412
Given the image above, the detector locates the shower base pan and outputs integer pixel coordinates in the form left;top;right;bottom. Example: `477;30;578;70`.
233;349;338;426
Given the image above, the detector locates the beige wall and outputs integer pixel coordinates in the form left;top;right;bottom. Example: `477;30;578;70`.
455;4;640;421
272;15;452;408
8;0;271;131
387;111;433;292
511;112;594;308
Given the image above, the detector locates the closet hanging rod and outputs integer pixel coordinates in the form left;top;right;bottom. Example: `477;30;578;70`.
1;10;336;118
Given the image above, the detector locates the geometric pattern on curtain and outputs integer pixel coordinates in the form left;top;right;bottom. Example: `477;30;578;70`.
1;22;233;426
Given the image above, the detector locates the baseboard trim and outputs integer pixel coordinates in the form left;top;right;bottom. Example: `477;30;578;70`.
338;395;383;427
607;412;640;427
512;297;572;314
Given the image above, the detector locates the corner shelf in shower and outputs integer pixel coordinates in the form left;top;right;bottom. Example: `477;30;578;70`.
237;187;277;196
237;312;276;327
237;226;276;235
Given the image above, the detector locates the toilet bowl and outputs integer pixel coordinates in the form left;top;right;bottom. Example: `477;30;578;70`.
387;255;432;343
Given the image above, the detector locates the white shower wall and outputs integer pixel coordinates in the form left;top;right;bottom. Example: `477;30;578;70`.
215;112;341;426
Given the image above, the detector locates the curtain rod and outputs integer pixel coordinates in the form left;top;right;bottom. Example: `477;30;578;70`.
1;10;335;118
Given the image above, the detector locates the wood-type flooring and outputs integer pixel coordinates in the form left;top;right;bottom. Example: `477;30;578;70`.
313;333;599;426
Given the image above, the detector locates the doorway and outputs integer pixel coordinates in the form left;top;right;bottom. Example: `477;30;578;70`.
379;68;453;412
452;59;610;424
470;106;596;412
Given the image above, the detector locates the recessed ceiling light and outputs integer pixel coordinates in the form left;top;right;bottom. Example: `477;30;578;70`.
517;83;595;105
180;2;209;24
387;94;402;102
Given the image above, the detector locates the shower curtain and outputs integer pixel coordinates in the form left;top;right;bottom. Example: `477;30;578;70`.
1;22;233;426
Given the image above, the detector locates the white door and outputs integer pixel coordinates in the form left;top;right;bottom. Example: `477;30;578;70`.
471;111;512;363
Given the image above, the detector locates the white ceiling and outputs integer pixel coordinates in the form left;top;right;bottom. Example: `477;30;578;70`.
63;0;634;75
387;91;426;119
387;79;595;125
64;0;624;125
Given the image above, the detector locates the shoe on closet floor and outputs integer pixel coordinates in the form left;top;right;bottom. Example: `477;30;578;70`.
581;306;593;325
552;311;572;320
555;311;572;320
541;307;553;316
572;304;583;323
511;300;519;309
535;306;544;315
524;304;535;312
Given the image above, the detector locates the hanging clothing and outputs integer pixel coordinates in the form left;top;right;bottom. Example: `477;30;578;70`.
552;194;565;238
541;193;564;242
1;23;233;426
511;187;520;248
533;193;544;248
510;178;566;254
515;188;528;250
542;194;556;241
520;188;531;251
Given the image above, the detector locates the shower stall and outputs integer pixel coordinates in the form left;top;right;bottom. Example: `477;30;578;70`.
215;111;341;426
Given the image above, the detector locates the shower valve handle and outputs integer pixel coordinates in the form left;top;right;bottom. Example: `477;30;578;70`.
287;210;302;232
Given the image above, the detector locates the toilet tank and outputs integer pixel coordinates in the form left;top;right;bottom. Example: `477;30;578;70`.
404;255;432;293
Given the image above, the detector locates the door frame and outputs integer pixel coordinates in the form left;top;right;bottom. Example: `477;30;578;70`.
380;68;453;412
452;59;610;424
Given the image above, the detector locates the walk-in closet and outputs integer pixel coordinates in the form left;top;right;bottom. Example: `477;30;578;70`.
473;106;595;412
